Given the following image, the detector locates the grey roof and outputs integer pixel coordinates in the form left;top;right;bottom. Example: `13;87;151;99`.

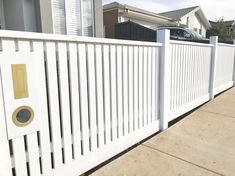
210;20;235;27
103;2;172;21
158;6;199;20
224;20;235;26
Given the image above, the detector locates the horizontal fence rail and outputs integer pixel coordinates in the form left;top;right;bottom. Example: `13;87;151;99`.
0;30;234;176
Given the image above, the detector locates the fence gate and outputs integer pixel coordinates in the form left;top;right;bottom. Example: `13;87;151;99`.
0;34;161;176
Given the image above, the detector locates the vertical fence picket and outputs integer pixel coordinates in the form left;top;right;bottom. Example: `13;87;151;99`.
110;45;118;140
95;44;105;147
78;43;90;154
233;40;235;86
67;42;82;159
57;42;73;163
87;44;98;151
123;46;129;134
26;133;41;176
0;47;12;176
147;47;152;123
133;46;139;130
103;45;111;142
45;42;63;168
117;45;124;137
128;46;134;132
143;47;148;126
12;138;28;176
152;47;158;121
138;47;143;127
33;41;52;173
1;39;28;176
17;40;41;176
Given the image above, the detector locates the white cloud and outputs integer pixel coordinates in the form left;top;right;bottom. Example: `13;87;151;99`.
103;0;235;21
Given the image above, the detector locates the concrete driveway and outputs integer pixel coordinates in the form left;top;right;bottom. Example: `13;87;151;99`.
91;88;235;176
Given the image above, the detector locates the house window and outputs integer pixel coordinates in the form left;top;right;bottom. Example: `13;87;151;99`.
82;0;94;36
66;0;82;35
53;0;66;34
52;0;94;36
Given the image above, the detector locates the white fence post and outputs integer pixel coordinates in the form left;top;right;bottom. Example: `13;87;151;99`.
157;29;171;130
209;36;218;100
233;40;235;86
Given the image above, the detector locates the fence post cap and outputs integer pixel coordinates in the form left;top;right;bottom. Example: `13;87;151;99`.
209;36;218;43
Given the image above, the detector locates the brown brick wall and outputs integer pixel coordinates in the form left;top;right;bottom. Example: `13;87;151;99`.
103;9;118;38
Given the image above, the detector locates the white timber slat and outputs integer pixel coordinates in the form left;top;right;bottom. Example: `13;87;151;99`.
185;46;189;104
181;45;186;105
68;42;82;159
189;45;194;102
110;45;118;140
195;47;199;99
45;42;63;168
172;45;178;109
147;47;152;123
95;44;105;147
103;45;111;143
18;40;41;176
0;50;12;176
2;39;28;176
12;138;28;176
57;42;73;163
33;41;52;173
138;47;143;127
78;43;90;154
152;47;157;121
170;44;174;110
87;44;98;151
117;45;124;137
128;46;134;132
143;47;148;126
27;133;41;176
123;46;129;134
133;46;139;130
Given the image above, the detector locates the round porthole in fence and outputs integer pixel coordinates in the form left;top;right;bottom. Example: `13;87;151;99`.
12;106;34;127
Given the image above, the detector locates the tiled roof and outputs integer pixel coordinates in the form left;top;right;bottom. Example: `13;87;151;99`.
158;6;199;20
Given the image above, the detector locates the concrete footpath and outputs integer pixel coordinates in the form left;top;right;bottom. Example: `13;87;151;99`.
91;88;235;176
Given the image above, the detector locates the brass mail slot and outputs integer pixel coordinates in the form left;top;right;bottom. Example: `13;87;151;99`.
11;64;29;99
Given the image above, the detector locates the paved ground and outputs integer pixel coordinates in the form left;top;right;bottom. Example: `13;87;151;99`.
91;88;235;176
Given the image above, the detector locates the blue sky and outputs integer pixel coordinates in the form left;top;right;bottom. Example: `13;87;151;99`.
103;0;235;21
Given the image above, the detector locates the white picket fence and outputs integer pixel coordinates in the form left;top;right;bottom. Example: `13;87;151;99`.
0;30;234;176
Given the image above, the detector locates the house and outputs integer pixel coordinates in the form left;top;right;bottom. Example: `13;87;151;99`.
210;20;235;36
103;2;211;38
224;20;235;35
103;2;174;38
0;0;103;37
158;6;211;37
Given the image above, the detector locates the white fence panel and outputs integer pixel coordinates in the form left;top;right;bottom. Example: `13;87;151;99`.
0;30;235;176
0;31;161;176
214;44;235;95
169;41;212;121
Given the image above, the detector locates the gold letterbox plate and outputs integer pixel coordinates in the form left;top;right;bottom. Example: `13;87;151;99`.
11;64;29;99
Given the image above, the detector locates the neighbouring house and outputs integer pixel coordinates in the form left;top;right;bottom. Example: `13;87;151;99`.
224;20;235;35
103;2;211;38
103;2;174;38
210;20;235;36
158;6;211;37
0;0;103;37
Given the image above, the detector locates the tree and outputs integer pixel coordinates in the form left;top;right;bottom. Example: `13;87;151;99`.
206;18;234;41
